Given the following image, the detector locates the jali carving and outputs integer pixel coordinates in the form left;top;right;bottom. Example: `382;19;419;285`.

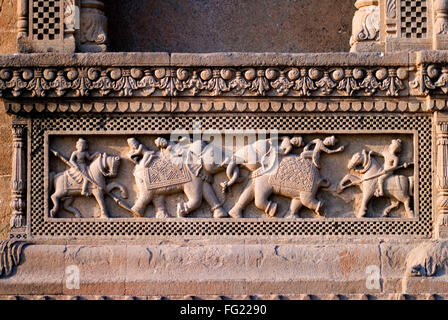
338;139;414;218
49;138;130;218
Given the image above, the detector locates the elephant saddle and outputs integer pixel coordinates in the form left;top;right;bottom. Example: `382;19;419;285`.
142;156;191;190
269;156;320;192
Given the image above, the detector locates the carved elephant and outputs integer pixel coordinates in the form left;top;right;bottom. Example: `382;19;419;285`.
223;140;329;218
131;140;229;219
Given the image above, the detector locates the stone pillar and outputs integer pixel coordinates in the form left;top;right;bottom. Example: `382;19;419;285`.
436;114;448;238
433;0;448;49
78;0;108;52
9;122;27;237
17;0;28;42
350;0;381;52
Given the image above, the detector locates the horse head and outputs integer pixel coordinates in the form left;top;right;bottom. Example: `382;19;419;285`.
348;149;372;174
96;153;121;178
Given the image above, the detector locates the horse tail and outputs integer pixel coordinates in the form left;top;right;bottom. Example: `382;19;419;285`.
106;182;128;199
49;172;55;193
408;176;414;197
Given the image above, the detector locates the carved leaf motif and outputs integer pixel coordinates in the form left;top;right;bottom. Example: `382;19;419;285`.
93;71;113;96
380;76;404;96
294;75;317;96
51;71;71;97
27;77;51;98
0;240;25;278
112;73;138;97
7;71;28;97
158;75;185;96
206;77;230;96
250;76;270;96
337;75;359;96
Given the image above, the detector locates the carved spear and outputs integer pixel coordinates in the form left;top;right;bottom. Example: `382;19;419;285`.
341;162;414;189
50;149;141;218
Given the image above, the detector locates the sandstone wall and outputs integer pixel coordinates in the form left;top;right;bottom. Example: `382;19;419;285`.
0;0;355;239
105;0;355;53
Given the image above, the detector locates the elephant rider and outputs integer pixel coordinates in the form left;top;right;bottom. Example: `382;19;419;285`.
127;137;156;167
68;138;99;196
370;139;408;197
154;136;191;169
300;136;344;169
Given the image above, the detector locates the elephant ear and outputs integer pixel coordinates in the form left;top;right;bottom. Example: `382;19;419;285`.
186;151;203;177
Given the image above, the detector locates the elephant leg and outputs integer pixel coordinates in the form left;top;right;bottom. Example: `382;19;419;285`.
132;191;154;217
178;180;203;217
254;178;276;217
300;191;324;217
92;189;108;218
229;180;255;219
383;199;400;217
63;197;82;218
202;182;228;219
153;195;169;219
286;198;303;219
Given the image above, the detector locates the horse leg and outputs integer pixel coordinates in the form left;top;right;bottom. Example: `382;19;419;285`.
50;176;64;218
403;197;415;218
153;195;169;219
202;182;228;219
383;199;400;217
63;198;82;218
285;198;303;219
50;192;62;218
178;180;203;217
300;191;324;217
337;174;360;193
92;189;108;218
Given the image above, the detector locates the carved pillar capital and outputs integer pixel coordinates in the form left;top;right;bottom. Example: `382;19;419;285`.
350;0;381;52
78;0;108;52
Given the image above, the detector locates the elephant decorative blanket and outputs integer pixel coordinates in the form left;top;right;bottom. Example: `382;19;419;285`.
143;156;191;190
269;156;320;192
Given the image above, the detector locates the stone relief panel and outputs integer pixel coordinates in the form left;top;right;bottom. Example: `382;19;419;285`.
22;113;432;238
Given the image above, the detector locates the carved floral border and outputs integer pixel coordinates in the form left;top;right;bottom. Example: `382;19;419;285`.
0;66;411;99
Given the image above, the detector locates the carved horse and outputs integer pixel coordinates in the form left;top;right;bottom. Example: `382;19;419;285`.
50;153;127;218
338;150;414;218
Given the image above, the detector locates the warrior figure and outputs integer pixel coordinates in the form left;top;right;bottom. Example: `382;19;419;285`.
69;138;99;196
127;137;156;167
371;139;407;197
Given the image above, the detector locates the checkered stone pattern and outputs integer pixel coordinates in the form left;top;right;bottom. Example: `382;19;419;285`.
31;0;61;40
29;114;433;238
400;0;428;39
